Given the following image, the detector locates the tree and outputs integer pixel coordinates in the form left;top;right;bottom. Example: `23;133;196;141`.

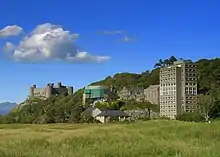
176;112;204;122
209;100;220;119
154;56;177;68
69;104;84;123
94;101;122;110
154;59;164;68
2;57;220;124
197;93;215;122
169;56;177;65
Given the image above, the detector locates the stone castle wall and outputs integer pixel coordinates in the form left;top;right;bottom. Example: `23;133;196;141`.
29;82;73;99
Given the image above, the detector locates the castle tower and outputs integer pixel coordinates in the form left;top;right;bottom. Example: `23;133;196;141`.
29;85;36;97
57;82;62;88
67;86;73;95
29;87;34;97
46;85;52;98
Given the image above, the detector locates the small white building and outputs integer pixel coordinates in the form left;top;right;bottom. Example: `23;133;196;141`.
95;110;129;123
83;107;129;123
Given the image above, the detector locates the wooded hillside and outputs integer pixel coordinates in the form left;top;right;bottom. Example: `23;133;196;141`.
1;56;220;124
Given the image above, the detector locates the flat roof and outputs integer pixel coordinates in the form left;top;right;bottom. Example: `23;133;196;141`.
85;85;108;90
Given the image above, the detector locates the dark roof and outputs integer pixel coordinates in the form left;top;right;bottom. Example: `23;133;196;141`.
82;107;95;114
97;110;129;117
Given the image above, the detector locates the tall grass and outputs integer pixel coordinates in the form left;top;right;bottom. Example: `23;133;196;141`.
0;120;220;157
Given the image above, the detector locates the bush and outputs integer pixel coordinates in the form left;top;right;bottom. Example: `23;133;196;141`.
136;117;150;121
176;112;205;122
81;114;95;123
159;116;170;120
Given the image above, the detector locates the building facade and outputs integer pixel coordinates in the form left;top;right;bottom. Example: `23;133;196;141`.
83;85;118;104
29;82;73;99
159;60;197;119
144;85;160;105
180;61;197;112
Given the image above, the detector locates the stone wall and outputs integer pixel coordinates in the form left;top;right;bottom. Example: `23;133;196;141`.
124;109;159;120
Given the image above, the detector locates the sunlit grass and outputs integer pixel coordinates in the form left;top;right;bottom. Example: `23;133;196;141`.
0;120;220;157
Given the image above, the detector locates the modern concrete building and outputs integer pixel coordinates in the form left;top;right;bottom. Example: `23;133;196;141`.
29;82;73;99
180;61;197;112
159;60;197;119
83;85;118;104
144;85;160;105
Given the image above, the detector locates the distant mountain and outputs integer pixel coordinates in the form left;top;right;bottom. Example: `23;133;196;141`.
0;102;17;115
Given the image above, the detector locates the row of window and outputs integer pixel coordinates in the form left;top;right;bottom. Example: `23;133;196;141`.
160;96;176;99
186;101;196;104
160;77;176;82
185;73;196;77
145;94;157;98
160;105;176;108
185;90;197;95
160;69;176;73
160;83;176;86
186;87;197;90
185;96;196;99
160;91;177;95
186;64;196;68
160;74;176;78
185;77;197;81
160;102;177;104
160;113;176;117
185;105;197;109
185;83;197;86
185;68;196;72
161;87;176;90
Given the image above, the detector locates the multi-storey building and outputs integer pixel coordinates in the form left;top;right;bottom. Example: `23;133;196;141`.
29;82;73;99
159;60;197;119
180;61;197;112
144;85;160;105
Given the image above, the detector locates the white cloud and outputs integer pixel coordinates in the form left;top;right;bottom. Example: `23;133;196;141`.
0;25;23;37
3;42;15;52
66;51;110;63
3;23;110;63
120;35;135;43
99;30;124;35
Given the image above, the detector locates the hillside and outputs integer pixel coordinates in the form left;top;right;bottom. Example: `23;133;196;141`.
0;102;17;115
1;56;220;124
91;57;220;93
91;69;159;90
62;56;220;103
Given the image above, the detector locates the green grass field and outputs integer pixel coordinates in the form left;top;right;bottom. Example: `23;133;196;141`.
0;120;220;157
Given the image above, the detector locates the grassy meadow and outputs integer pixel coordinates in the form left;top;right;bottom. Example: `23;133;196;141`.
0;120;220;157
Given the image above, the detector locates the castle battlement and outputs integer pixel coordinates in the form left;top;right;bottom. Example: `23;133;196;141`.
29;82;73;99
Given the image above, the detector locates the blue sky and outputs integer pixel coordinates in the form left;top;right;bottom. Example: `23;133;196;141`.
0;0;220;103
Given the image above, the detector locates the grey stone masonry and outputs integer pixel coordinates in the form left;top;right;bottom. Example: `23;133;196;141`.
29;82;73;99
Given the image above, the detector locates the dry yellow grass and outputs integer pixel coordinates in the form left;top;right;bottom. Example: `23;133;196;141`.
0;120;220;157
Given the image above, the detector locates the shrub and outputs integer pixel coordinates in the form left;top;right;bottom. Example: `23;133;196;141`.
159;116;170;120
176;112;205;122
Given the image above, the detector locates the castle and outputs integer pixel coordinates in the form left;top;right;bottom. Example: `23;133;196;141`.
29;82;73;99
